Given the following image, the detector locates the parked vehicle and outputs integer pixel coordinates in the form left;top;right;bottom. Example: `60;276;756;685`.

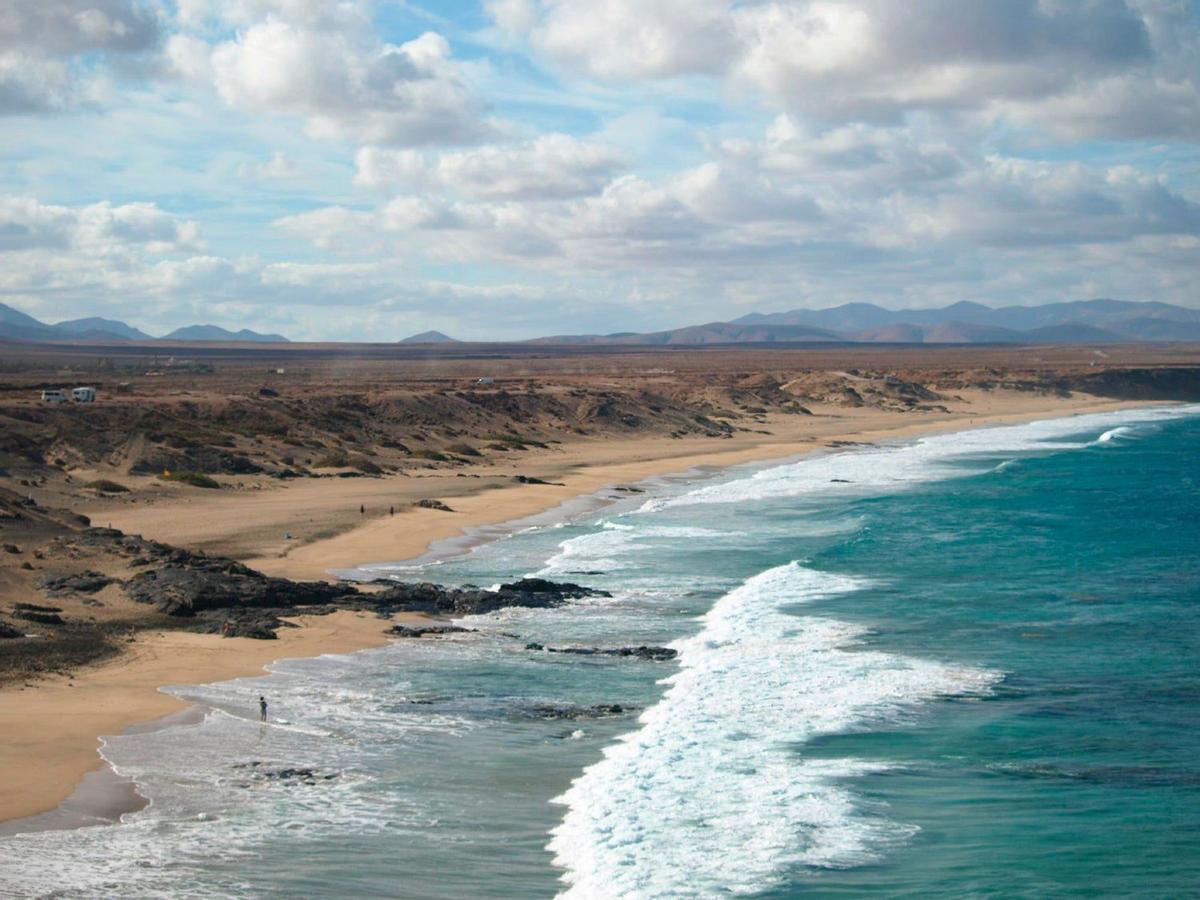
40;390;68;403
72;386;96;402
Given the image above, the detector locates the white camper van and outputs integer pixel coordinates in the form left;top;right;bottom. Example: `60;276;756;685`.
40;390;68;403
72;386;96;402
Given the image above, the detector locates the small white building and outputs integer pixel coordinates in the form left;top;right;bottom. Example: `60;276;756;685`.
41;390;68;403
72;386;96;402
476;377;495;385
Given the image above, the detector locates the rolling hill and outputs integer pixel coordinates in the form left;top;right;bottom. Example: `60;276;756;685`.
161;324;290;343
0;303;291;343
399;330;460;343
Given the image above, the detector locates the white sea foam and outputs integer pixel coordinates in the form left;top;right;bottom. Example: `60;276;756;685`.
1093;425;1134;444
642;405;1200;513
548;563;999;898
534;521;733;578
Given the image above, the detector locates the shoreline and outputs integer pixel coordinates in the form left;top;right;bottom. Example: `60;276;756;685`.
0;392;1160;831
241;391;1150;581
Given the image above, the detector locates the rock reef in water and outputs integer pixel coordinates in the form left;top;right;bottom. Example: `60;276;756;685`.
386;624;474;637
524;643;677;661
521;703;634;720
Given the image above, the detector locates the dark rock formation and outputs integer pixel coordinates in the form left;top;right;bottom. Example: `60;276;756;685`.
233;761;338;785
371;578;609;617
513;475;563;485
522;703;634;720
525;643;678;661
14;609;64;625
192;609;297;639
39;570;116;595
387;624;474;637
414;498;454;511
124;557;357;616
0;621;23;639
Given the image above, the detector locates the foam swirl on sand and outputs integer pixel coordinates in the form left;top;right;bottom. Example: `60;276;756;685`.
548;562;999;898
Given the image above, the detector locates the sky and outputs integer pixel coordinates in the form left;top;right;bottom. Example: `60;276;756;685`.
1;0;1198;341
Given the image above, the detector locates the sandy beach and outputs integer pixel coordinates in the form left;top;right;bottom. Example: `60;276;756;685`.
0;387;1155;830
79;389;1141;582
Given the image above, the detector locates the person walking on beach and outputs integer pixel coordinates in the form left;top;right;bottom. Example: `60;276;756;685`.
259;695;268;722
389;505;394;516
359;504;365;516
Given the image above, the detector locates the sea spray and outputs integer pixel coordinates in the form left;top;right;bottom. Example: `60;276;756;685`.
548;563;999;897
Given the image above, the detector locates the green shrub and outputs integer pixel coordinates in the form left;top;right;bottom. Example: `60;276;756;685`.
445;442;481;457
159;471;220;489
84;479;130;493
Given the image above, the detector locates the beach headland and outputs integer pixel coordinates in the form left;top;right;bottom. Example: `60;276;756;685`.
1;340;1198;828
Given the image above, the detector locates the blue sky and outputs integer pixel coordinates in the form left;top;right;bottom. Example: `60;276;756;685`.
1;0;1198;341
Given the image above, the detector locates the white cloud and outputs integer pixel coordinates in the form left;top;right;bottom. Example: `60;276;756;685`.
495;0;1197;139
0;196;201;254
0;0;162;113
525;0;735;80
169;3;493;146
355;134;625;199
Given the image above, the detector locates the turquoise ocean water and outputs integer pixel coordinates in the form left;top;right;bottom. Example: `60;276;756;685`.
2;405;1198;898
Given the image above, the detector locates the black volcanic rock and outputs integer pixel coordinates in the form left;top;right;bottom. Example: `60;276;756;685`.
525;644;678;661
387;624;474;637
124;558;357;616
0;620;24;638
522;703;634;720
39;570;116;595
370;578;608;617
14;609;64;625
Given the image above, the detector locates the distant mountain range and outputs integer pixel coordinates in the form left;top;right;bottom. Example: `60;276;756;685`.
3;299;1199;347
537;299;1200;345
0;303;289;343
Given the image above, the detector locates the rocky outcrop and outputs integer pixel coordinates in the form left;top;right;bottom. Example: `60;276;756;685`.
14;609;64;625
371;578;609;616
525;643;677;661
0;620;23;639
387;624;474;637
232;762;338;785
192;609;296;639
521;703;634;720
124;558;357;616
38;570;116;595
1064;366;1200;401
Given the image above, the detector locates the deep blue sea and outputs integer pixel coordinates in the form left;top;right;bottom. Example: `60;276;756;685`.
2;405;1198;898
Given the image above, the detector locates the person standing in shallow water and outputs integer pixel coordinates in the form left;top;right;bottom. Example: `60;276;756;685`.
259;696;268;721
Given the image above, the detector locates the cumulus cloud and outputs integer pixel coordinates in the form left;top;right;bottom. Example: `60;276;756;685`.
277;107;1200;317
0;196;201;254
355;134;626;199
169;3;493;145
496;0;1197;139
0;0;162;113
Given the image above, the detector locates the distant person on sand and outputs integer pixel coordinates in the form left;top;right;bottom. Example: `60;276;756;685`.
359;504;365;516
389;505;394;516
259;695;268;721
